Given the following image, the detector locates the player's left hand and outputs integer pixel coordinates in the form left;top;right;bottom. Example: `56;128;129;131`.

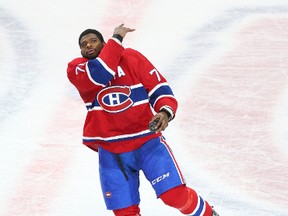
149;111;169;133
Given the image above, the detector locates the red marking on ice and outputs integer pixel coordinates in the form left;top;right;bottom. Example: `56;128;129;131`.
181;18;288;207
4;99;83;216
97;0;150;40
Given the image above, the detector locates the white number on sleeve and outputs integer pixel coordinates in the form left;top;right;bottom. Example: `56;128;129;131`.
149;68;161;82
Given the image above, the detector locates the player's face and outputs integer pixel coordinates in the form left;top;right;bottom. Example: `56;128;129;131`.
80;33;104;59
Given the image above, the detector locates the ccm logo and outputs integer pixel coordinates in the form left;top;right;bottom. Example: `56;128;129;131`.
97;86;133;113
151;172;170;185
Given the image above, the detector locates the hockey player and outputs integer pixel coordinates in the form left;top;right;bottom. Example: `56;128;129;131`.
67;24;219;216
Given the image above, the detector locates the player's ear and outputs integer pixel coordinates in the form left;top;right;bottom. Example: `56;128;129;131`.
80;50;85;57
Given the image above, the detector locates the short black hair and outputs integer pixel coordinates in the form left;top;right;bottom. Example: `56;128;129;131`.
78;29;104;46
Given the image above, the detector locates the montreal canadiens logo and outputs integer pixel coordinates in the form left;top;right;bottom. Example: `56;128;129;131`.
97;86;133;113
105;191;112;198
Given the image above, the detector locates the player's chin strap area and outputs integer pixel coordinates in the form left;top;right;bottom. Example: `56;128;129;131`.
115;154;129;181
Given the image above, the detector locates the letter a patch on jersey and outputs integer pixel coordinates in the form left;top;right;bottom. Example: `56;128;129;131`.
117;66;126;77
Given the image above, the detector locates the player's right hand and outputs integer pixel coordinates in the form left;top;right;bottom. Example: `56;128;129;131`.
113;23;135;38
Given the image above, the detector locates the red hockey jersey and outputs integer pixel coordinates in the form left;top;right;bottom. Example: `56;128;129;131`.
67;38;178;153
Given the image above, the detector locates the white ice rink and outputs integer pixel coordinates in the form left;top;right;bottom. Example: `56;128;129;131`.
0;0;287;215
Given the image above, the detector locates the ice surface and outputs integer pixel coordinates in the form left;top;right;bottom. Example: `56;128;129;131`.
0;0;287;215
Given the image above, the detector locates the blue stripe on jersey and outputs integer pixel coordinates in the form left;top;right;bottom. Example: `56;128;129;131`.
83;130;154;143
130;85;148;104
87;58;115;86
149;84;174;107
86;84;148;110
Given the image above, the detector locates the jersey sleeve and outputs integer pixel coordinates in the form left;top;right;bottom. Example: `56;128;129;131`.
126;49;178;118
67;39;124;103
